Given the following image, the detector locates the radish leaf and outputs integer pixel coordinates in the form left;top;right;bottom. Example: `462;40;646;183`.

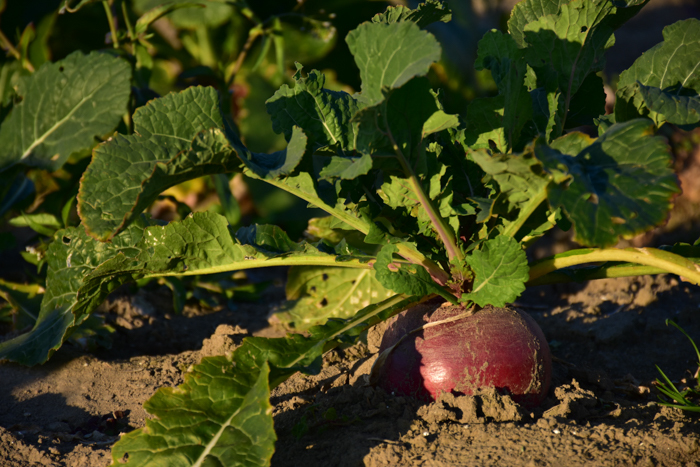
615;19;700;129
540;119;680;247
0;51;131;172
277;266;394;330
462;236;529;307
346;21;441;106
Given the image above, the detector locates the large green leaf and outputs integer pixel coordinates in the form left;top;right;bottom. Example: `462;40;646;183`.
78;86;236;241
111;360;275;467
0;220;147;366
265;66;360;151
276;266;394;330
112;293;422;465
538;119;680;247
0;213;373;365
513;0;645;139
462;236;529;307
346;21;441;106
0;51;131;172
615;19;700;128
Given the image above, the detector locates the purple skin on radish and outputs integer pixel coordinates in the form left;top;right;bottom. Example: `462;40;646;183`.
376;301;552;408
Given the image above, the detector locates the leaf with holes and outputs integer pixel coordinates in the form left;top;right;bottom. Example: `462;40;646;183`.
538;119;680;247
276;266;394;330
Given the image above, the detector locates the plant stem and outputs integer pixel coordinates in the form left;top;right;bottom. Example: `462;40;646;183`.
527;247;700;286
383;117;463;263
121;1;135;45
501;190;547;239
225;26;263;87
0;29;35;72
103;1;120;49
144;255;375;278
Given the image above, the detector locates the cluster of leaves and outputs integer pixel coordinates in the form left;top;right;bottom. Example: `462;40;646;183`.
0;0;700;464
0;0;392;338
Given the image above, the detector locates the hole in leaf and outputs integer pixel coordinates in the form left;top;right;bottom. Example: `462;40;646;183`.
580;26;588;33
62;236;71;245
310;286;316;293
351;280;356;285
322;273;329;281
183;265;188;271
319;297;328;307
59;66;64;72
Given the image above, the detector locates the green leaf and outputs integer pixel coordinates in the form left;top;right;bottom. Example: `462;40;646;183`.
515;0;645;137
318;153;373;181
134;2;204;35
464;96;508;152
265;66;360;150
522;0;614;98
462;236;529;307
371;0;452;29
374;244;452;301
422;110;460;138
508;0;565;48
132;0;234;29
112;292;421;464
77;86;240;241
0;51;131;172
473;29;532;150
8;212;61;232
354;77;439;160
235;125;308;179
615;19;700;128
112;360;275;466
276;267;394;330
470;147;551;239
538;119;680;247
565;73;606;129
0;212;373;365
0;219;147;366
638;84;700;128
78;87;239;240
346;21;441;106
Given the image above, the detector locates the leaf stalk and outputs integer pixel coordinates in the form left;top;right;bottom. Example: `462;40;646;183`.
383;119;463;263
528;247;700;286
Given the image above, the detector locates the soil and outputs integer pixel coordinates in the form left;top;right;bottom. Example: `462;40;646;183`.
1;271;700;467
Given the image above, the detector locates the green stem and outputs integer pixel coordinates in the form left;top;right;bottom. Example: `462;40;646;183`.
225;26;263;87
0;28;35;72
383;117;463;263
144;255;374;279
528;247;700;286
121;1;135;44
102;1;120;49
501;190;547;239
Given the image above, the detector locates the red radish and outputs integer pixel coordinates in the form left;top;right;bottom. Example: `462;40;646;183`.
374;301;551;408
